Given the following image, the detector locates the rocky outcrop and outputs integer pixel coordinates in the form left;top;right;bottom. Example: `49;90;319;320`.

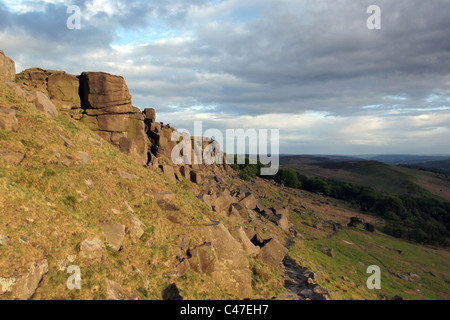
0;50;15;81
79;72;149;165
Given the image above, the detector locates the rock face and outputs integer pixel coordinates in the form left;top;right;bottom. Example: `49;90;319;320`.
47;71;82;118
16;68;82;119
11;259;48;300
0;50;15;81
78;72;148;165
188;223;252;299
79;72;131;109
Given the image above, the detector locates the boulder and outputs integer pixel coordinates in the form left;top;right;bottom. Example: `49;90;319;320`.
239;194;257;210
144;108;156;122
33;91;59;119
11;259;48;300
79;238;105;263
0;50;15;81
270;214;290;233
105;279;124;300
230;227;260;258
77;151;90;165
212;192;234;213
79;72;132;109
230;203;249;220
160;164;176;183
0;107;19;132
188;223;252;299
0;150;25;166
257;238;288;268
255;200;271;217
127;215;146;243
178;234;191;251
101;223;126;251
0;234;12;246
119;137;147;166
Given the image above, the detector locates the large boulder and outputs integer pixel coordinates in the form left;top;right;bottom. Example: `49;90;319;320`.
188;223;252;299
0;50;15;81
79;72;132;109
230;227;260;258
257;238;288;268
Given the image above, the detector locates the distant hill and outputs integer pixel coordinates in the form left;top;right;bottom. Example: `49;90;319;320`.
356;155;450;172
280;155;450;201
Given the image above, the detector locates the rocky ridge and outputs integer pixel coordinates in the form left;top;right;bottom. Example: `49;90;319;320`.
0;50;329;300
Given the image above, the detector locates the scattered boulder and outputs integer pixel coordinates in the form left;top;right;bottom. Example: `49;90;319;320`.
178;234;191;251
212;192;234;213
101;223;126;251
188;223;252;299
105;279;124;300
239;194;257;210
117;169;138;179
230;227;260;258
257;238;288;268
0;150;25;166
77;151;90;165
59;134;76;148
11;259;48;300
270;214;290;233
79;238;105;263
0;234;12;246
0;107;19;132
127;215;146;243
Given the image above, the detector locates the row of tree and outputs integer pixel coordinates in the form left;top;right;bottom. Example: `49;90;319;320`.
230;160;450;246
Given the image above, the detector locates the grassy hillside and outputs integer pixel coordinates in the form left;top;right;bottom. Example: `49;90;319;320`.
1;79;449;301
280;156;450;202
252;181;450;300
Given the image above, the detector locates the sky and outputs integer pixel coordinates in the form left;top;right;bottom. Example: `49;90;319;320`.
1;0;449;155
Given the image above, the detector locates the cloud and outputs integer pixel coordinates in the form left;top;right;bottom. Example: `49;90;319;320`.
0;0;449;154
